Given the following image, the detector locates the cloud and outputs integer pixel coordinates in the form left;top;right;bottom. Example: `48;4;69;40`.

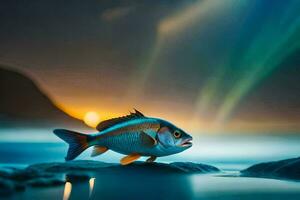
101;6;135;22
157;0;223;36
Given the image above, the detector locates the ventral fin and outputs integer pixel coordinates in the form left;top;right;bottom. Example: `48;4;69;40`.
96;109;145;132
91;146;108;157
120;153;141;165
146;156;157;163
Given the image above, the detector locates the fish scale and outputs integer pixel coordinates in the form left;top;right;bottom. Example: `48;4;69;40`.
101;132;143;155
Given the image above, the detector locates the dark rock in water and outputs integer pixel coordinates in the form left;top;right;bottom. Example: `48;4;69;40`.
0;178;15;196
66;173;91;183
170;162;220;173
0;167;53;181
27;160;116;173
27;178;65;187
241;157;300;180
26;160;220;174
0;168;13;178
0;178;25;196
106;161;220;174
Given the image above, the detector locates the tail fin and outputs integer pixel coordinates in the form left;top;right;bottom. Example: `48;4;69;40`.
53;129;91;161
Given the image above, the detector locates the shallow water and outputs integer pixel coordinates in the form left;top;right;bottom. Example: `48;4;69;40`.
8;172;300;200
1;128;300;200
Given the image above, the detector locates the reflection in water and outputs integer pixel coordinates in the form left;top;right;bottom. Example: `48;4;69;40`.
189;173;300;199
63;182;72;200
89;178;96;198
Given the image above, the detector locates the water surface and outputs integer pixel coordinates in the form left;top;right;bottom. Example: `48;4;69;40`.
1;128;300;200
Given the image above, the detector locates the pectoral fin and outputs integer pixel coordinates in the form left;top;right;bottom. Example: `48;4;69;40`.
141;131;157;147
91;146;108;157
120;153;141;165
146;156;157;163
143;129;158;138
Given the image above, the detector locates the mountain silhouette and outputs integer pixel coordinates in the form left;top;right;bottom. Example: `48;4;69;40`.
0;66;85;128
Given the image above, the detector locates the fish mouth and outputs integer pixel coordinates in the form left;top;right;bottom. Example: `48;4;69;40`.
180;138;193;147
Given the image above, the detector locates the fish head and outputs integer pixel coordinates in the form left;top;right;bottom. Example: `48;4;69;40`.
157;120;193;154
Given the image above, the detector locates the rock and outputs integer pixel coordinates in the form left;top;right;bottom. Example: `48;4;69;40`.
0;168;14;178
28;178;65;187
21;160;220;175
0;178;25;196
0;178;15;196
27;160;116;173
241;157;300;180
66;173;91;182
99;161;220;174
0;167;54;181
2;161;220;177
170;162;220;173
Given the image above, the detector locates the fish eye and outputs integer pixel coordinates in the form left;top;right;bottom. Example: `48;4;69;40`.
173;131;181;138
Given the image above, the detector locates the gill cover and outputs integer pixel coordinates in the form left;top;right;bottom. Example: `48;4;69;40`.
157;127;174;148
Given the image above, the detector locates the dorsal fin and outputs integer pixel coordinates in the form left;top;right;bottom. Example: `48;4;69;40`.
96;109;145;132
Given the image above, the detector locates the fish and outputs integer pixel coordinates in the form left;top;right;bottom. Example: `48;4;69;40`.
53;109;193;165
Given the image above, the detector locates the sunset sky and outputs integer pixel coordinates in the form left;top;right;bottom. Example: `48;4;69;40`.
0;0;299;133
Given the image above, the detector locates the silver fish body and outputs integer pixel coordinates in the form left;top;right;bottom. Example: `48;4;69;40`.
90;118;168;156
54;110;193;165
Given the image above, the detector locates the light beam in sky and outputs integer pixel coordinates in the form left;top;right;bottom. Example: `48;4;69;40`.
126;0;225;102
126;0;246;128
216;2;300;124
127;0;300;131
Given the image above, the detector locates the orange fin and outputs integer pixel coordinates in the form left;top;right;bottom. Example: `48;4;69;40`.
146;156;157;163
91;146;108;157
120;153;141;165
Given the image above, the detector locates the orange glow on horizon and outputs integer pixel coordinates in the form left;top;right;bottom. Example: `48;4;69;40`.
54;102;300;133
55;103;119;124
83;111;101;128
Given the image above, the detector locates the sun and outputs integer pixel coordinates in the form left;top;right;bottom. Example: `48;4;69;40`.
83;111;101;128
